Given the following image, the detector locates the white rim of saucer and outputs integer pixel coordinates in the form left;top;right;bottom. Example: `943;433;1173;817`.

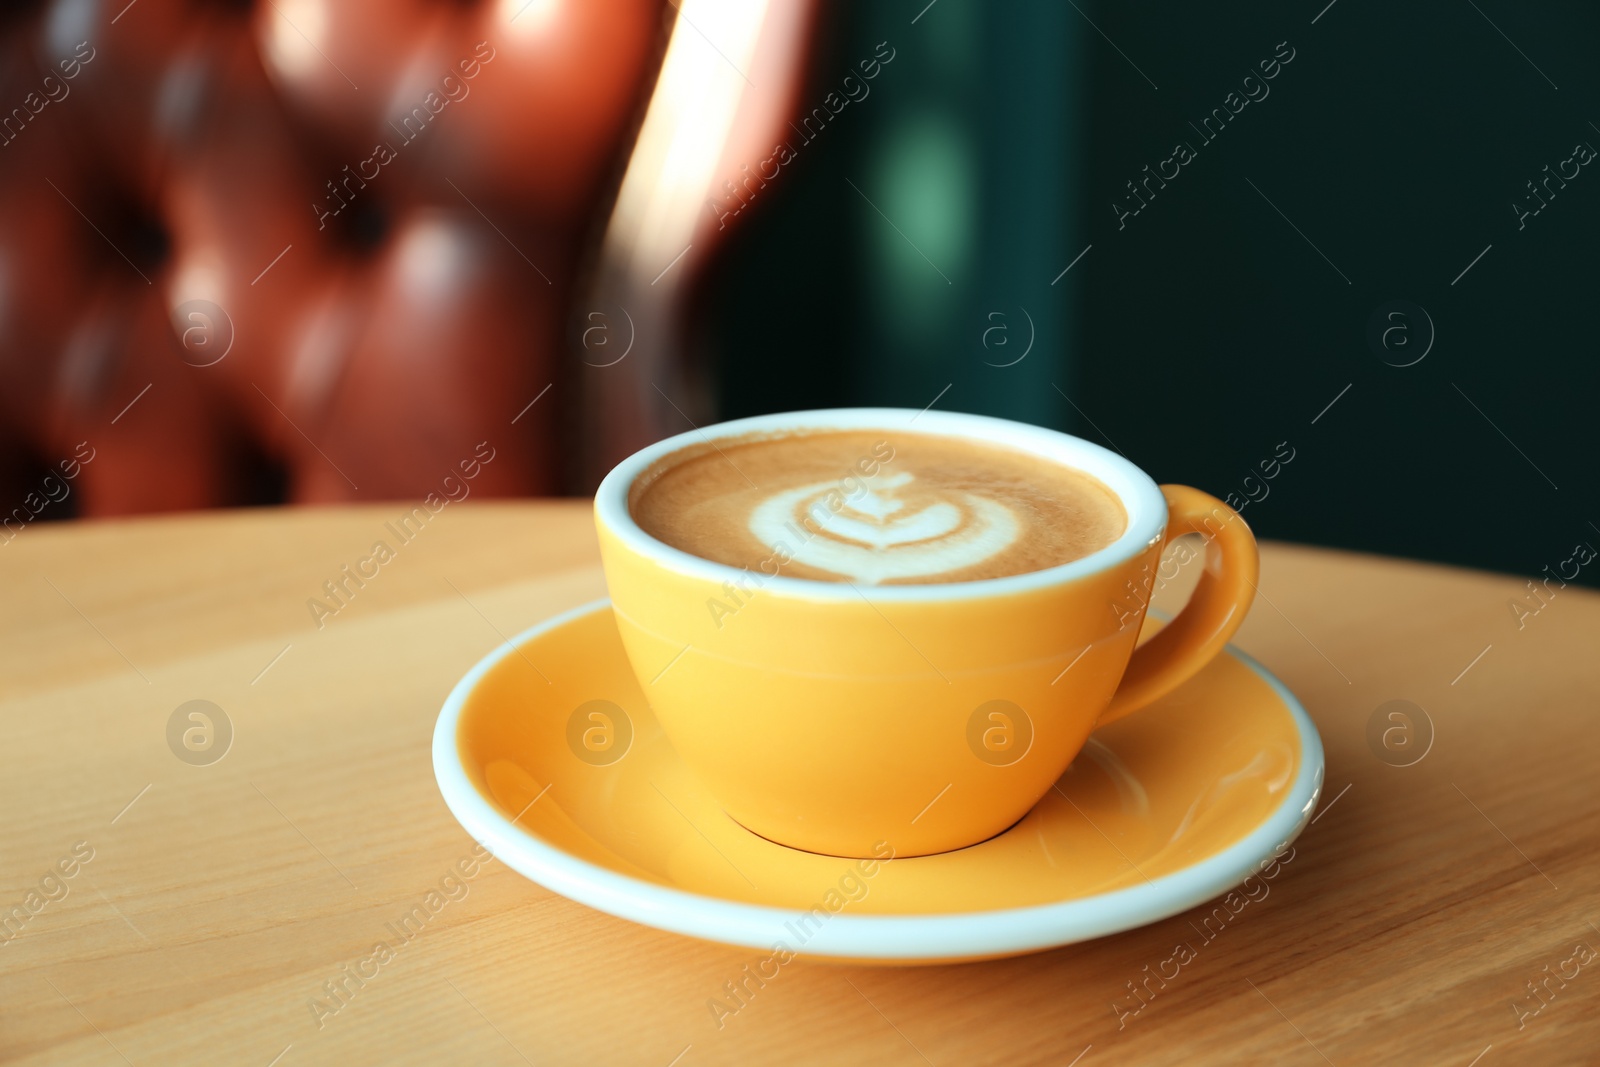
433;599;1327;962
593;407;1170;602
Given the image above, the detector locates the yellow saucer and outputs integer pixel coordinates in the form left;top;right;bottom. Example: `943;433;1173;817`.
433;600;1324;964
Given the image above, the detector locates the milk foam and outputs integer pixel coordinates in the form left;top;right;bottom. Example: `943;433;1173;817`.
748;471;1020;584
629;428;1127;586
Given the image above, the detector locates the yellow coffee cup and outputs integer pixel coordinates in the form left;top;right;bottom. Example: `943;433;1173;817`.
595;409;1257;858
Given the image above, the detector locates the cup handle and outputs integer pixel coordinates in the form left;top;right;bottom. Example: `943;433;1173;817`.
1095;484;1259;728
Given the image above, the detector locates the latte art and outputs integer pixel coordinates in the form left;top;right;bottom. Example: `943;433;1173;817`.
749;472;1020;584
629;429;1126;586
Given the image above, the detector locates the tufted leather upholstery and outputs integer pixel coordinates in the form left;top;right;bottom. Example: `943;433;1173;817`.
0;0;667;517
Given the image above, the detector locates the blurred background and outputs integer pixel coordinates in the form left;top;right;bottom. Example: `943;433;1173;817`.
2;0;1595;587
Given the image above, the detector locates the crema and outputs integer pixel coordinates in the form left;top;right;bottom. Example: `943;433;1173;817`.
629;430;1126;585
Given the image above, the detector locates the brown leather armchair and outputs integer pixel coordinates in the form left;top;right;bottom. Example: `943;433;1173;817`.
0;0;667;517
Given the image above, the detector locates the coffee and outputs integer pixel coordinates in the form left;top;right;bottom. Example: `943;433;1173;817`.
628;429;1126;585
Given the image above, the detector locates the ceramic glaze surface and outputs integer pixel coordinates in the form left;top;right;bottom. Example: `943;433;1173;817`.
595;409;1261;857
436;601;1322;961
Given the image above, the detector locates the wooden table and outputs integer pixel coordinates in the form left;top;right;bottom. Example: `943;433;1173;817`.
3;503;1597;1065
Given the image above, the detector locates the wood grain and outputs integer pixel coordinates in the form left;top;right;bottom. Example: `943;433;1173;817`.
1;503;1596;1065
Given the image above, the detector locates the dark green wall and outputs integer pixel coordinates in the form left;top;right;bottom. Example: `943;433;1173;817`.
699;0;1598;586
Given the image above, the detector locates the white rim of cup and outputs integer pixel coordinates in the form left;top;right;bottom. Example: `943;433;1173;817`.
593;407;1169;601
